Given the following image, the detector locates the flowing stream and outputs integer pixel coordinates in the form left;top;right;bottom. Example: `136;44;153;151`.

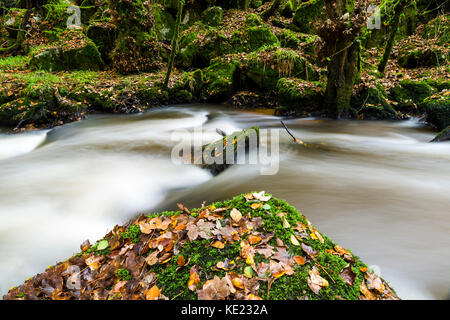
0;104;449;299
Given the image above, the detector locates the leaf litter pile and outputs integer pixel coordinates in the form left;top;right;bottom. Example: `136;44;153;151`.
4;192;399;300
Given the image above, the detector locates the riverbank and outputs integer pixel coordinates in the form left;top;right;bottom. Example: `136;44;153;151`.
3;192;399;300
0;2;449;136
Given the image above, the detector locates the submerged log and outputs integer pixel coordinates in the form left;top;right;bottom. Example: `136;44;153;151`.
197;126;260;176
3;193;400;300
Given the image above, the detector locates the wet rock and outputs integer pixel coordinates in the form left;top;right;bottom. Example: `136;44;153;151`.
201;6;223;26
431;126;450;142
201;59;240;101
292;0;324;34
87;23;117;64
422;90;450;130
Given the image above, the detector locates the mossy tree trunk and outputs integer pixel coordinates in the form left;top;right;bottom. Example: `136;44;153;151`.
318;0;371;117
378;0;411;74
261;0;283;21
163;0;184;90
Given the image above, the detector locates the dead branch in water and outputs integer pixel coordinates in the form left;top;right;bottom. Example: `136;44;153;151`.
280;121;305;145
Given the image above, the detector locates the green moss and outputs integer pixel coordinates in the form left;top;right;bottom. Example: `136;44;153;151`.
354;84;400;120
201;6;223;27
277;78;323;111
116;268;133;281
292;0;324;34
421;91;450;130
201;59;240;101
0;56;30;71
244;13;262;27
120;224;142;244
244;48;318;90
152;3;176;41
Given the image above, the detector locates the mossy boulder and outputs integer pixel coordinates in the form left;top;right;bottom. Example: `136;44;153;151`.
277;30;319;56
201;59;240;101
201;6;223;26
177;22;279;68
353;85;400;120
292;0;324;34
243;49;319;90
389;80;436;113
0;98;46;126
422;90;450;130
431;126;450;142
276;78;323;113
29;31;104;72
87;23;118;64
397;42;448;68
152;3;176;41
244;13;262;27
3;193;399;300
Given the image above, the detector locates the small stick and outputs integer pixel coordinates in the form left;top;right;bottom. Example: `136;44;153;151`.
280;121;304;145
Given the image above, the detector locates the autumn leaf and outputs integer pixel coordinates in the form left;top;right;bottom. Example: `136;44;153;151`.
366;272;385;293
293;256;306;265
197;276;231;300
290;234;300;246
301;243;319;258
146;285;160;300
85;256;103;271
250;203;262;210
252;191;271;201
308;267;329;294
340;264;357;286
360;280;377;300
211;241;225;249
230;208;242;222
188;267;200;291
177;256;185;267
248;235;262;244
145;251;159;266
282;217;290;228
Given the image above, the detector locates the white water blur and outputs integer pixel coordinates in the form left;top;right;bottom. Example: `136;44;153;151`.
0;107;212;295
0;105;449;300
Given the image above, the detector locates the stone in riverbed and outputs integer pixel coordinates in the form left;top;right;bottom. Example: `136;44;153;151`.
431;126;450;142
421;90;450;130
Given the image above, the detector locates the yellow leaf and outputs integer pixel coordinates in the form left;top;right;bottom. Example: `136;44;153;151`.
146;285;160;300
290;234;300;246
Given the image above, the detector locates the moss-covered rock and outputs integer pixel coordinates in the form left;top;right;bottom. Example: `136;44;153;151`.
87;23;117;64
421;14;449;46
244;13;262;27
292;0;324;34
201;6;223;26
397;47;448;68
389;79;436;113
276;78;323;113
152;3;176;41
277;30;319;56
431;126;450;142
177;22;279;68
243;48;319;90
353;85;400;120
3;193;399;300
201;59;240;101
29;31;104;72
422;90;450;130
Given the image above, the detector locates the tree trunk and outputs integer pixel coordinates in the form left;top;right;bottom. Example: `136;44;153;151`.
325;40;359;116
378;0;409;74
163;0;184;90
261;0;283;21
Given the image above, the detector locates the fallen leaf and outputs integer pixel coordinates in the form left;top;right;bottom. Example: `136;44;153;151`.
248;235;262;244
308;267;329;294
146;285;160;300
197;276;231;300
250;203;262;210
188;267;200;291
85;256;103;271
301;243;319;258
230;208;242;222
177;256;185;267
253;191;271;201
340;264;357;286
360;280;377;300
212;241;225;249
282;217;290;228
293;256;306;265
366;273;385;293
145;251;159;266
290;234;300;246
